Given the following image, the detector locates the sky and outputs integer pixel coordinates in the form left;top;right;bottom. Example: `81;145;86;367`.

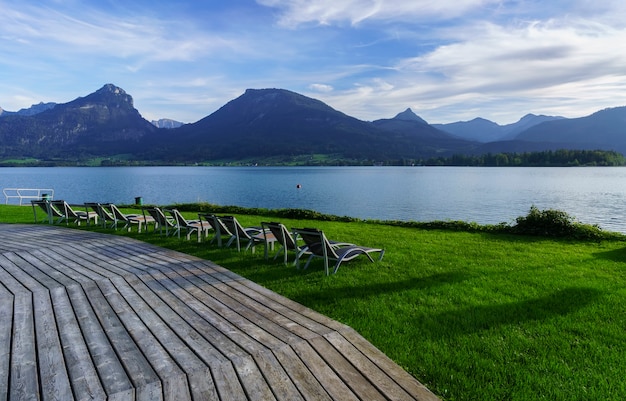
1;0;626;125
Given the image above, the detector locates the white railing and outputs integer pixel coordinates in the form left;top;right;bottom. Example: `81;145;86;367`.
3;188;55;205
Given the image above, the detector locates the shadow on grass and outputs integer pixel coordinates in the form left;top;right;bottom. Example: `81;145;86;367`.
592;246;626;263
290;271;472;304
421;287;601;339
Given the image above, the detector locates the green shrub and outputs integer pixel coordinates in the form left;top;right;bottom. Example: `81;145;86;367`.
512;205;607;240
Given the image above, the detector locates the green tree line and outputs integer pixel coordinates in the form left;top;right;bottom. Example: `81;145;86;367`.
419;149;626;167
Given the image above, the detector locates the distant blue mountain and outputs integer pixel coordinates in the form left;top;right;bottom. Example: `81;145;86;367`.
0;102;57;117
1;83;625;163
392;108;430;124
434;114;564;143
512;107;626;154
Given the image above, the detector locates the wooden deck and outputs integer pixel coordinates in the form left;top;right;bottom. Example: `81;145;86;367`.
0;224;440;401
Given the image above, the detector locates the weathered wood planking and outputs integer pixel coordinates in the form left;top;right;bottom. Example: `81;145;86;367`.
0;224;440;401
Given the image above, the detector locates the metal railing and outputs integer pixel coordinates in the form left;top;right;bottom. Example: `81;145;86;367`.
3;188;55;205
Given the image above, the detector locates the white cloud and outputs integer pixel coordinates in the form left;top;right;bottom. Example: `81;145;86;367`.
309;16;626;123
257;0;501;27
0;5;234;66
309;83;334;92
3;1;626;125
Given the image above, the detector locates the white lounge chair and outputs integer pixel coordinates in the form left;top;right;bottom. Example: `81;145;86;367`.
51;200;98;226
261;222;308;265
292;227;384;275
219;216;268;252
166;208;209;241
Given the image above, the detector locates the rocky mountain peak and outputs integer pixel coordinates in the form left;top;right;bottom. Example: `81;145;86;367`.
393;108;428;124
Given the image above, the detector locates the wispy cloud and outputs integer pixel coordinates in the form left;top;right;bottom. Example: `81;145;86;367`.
1;0;626;125
257;0;501;26
0;5;232;64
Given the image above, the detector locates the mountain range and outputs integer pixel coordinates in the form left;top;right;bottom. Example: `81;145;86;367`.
1;84;625;164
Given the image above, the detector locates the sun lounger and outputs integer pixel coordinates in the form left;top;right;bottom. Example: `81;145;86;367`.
85;202;115;228
198;214;232;246
51;200;98;226
143;206;176;235
166;208;210;241
30;199;61;224
109;203;154;232
261;222;309;264
292;227;384;275
218;216;269;252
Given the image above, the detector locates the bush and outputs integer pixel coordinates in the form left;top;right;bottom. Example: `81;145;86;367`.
511;206;607;240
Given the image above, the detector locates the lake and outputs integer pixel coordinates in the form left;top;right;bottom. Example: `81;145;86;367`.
2;166;626;232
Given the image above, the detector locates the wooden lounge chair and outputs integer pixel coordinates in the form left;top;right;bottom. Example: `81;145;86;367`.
219;216;269;252
261;222;309;265
143;206;176;235
51;200;98;226
292;228;385;275
166;208;209;242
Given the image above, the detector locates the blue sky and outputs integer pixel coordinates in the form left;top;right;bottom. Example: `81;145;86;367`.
1;0;626;124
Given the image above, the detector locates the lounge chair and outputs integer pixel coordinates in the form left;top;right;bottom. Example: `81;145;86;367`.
198;214;232;247
219;216;269;252
143;206;176;235
261;222;309;265
85;202;116;228
31;199;62;224
106;203;154;232
166;208;210;242
51;200;98;226
292;228;385;275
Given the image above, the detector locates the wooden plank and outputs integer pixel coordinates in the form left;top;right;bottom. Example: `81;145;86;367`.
1;251;51;294
0;280;11;299
129;265;261;400
269;346;335;401
43;245;116;282
217;274;342;336
132;269;268;400
161;265;290;350
117;254;322;401
0;254;32;296
50;286;107;401
176;261;321;342
117;273;246;400
65;284;135;399
109;275;220;401
0;294;13;401
159;261;338;401
34;290;73;401
3;251;63;291
97;278;192;401
325;330;416;401
20;249;82;288
290;340;360;401
308;335;388;401
10;293;39;401
339;329;441;401
81;281;162;401
248;348;305;401
51;244;132;280
232;280;338;333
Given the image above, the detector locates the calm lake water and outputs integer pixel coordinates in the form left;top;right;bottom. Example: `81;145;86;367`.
2;166;626;232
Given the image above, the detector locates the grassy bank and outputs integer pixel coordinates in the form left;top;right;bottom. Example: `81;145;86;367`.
2;204;626;400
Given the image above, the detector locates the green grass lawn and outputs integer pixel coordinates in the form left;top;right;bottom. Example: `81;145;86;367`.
2;204;626;400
